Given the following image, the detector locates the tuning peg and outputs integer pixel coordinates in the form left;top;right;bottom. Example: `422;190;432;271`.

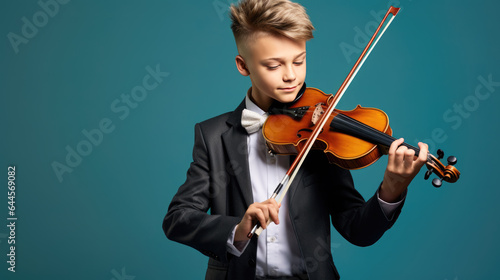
424;169;432;180
447;156;457;166
432;178;442;188
436;149;444;160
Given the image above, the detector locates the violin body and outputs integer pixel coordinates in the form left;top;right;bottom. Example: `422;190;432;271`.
264;88;393;169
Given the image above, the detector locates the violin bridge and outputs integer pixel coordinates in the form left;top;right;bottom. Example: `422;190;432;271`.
311;103;325;126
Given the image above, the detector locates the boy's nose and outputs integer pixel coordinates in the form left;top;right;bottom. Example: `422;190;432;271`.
283;66;296;82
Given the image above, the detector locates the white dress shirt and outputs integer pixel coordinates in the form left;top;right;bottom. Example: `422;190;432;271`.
227;91;403;277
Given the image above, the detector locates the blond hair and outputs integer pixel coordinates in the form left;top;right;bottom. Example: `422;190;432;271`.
230;0;314;47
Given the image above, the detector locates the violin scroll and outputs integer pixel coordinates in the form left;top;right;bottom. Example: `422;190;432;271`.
424;149;460;188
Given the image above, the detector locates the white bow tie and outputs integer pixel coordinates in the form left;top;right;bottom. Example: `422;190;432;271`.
241;109;269;134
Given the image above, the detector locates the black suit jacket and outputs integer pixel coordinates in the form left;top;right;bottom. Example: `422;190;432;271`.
163;98;403;280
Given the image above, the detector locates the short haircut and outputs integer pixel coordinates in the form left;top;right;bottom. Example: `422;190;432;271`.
230;0;314;48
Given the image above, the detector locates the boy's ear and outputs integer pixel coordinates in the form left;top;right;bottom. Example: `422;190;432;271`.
235;55;250;76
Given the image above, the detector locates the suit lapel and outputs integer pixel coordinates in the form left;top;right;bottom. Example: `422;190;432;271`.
222;100;254;209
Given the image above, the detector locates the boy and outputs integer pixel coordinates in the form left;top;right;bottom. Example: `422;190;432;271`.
163;0;428;279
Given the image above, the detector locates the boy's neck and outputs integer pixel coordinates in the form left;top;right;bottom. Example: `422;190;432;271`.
248;87;272;112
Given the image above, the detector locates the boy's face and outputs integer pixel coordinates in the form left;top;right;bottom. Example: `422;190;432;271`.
236;32;307;110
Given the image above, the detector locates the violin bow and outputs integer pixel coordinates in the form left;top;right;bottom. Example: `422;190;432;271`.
248;6;401;238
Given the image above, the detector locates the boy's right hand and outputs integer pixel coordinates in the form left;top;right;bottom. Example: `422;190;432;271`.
234;198;281;241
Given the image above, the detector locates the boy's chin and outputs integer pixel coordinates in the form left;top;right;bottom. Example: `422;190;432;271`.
274;92;300;104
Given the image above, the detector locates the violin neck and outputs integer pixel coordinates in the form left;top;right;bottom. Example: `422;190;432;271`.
330;113;421;156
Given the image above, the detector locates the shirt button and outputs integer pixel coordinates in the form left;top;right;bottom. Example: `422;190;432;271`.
269;236;277;243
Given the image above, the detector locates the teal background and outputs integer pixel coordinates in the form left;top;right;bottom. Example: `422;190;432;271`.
1;0;499;279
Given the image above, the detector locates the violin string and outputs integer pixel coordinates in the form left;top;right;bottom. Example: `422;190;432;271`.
333;113;426;157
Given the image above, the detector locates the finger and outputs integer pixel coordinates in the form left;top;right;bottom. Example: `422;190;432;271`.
247;203;269;229
268;205;280;225
264;198;280;225
403;148;416;169
253;207;269;229
389;138;404;156
394;144;408;166
417;142;429;166
387;138;405;170
266;198;280;209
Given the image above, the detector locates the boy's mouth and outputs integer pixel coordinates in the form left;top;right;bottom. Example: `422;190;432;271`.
278;85;298;92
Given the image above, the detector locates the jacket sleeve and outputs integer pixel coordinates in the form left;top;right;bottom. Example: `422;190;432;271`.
162;123;240;263
326;163;405;247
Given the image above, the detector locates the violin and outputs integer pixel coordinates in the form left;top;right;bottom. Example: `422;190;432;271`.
263;87;460;187
248;6;460;238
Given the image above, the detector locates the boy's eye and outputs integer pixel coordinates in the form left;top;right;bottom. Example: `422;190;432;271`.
294;61;304;65
267;65;280;70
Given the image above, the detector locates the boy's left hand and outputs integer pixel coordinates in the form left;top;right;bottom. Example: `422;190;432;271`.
379;138;428;202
